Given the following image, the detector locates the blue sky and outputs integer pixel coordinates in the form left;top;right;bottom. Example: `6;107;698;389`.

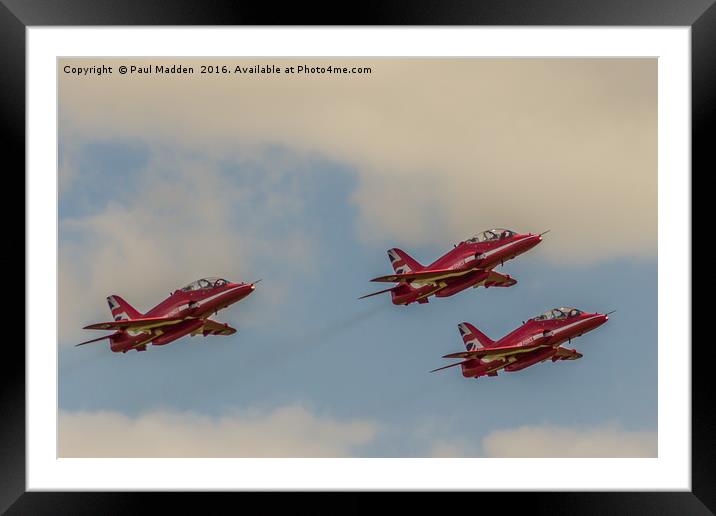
58;58;657;457
58;141;656;457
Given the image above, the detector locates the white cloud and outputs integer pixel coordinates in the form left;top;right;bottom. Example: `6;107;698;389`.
59;58;657;262
59;151;315;343
429;439;476;458
427;424;656;458
59;405;379;457
58;145;79;196
481;423;657;458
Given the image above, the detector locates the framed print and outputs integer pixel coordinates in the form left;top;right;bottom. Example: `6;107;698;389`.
6;0;708;513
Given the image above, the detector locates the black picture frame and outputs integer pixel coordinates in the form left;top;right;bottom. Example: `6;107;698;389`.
5;1;707;513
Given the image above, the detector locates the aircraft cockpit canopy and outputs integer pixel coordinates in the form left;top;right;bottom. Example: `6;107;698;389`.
532;307;583;321
561;307;584;318
463;228;516;244
180;277;230;291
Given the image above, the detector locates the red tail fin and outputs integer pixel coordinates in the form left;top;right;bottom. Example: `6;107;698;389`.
387;248;423;275
457;322;494;351
107;295;143;321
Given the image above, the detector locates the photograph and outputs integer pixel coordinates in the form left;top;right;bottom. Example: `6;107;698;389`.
57;57;657;459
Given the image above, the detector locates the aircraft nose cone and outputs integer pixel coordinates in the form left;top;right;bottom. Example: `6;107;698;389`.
229;283;255;301
527;234;542;247
229;283;251;294
591;313;609;328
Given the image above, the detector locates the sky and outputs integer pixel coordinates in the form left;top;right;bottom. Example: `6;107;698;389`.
58;58;657;458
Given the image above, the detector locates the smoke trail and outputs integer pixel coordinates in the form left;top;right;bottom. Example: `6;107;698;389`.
217;302;390;387
59;344;110;375
292;303;388;347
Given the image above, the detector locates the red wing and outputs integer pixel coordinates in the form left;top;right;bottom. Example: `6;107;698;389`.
192;319;237;336
370;267;473;283
442;343;545;359
83;316;186;331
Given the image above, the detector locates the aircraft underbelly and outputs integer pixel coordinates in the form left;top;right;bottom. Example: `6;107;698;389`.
152;319;204;346
410;268;474;286
481;345;547;362
462;359;509;377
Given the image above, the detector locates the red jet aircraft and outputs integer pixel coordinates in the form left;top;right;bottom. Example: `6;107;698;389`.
431;307;611;379
360;228;544;305
77;277;258;353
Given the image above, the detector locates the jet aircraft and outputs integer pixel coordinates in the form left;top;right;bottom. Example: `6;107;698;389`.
77;277;258;353
360;228;544;305
431;307;611;378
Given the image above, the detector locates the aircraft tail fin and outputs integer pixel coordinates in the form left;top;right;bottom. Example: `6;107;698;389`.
458;322;494;351
387;248;423;275
107;295;143;321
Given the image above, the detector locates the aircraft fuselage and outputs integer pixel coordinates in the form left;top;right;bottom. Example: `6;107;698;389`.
460;312;609;378
104;282;255;353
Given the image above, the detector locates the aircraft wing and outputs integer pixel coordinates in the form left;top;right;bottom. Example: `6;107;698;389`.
482;270;517;287
83;316;186;331
191;319;237;336
358;285;399;300
370;267;473;284
551;347;583;361
442;343;546;360
430;359;472;373
75;334;113;347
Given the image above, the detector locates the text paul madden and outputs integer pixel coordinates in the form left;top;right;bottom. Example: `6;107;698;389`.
63;63;372;76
